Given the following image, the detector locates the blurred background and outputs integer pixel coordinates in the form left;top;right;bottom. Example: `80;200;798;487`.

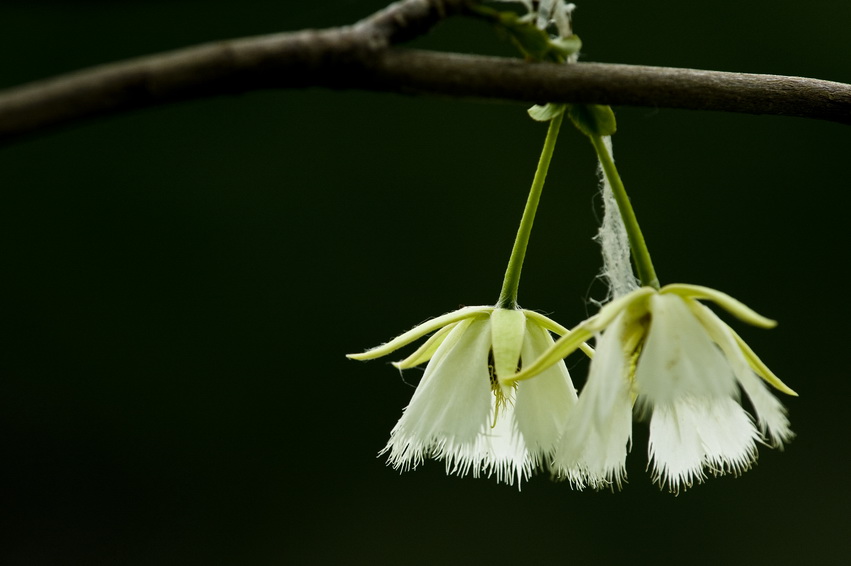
1;1;848;564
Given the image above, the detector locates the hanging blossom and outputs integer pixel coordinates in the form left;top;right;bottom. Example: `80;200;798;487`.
507;284;796;492
347;51;579;487
348;306;590;487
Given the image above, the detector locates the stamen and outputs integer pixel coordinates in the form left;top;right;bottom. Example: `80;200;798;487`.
487;349;519;427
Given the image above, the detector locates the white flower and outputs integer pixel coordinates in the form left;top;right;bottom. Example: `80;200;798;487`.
348;306;589;487
508;284;796;492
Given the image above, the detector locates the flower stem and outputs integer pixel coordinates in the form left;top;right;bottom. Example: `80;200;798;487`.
589;134;660;289
497;113;564;309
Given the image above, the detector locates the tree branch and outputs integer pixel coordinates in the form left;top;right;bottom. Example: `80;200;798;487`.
362;50;851;124
1;0;848;145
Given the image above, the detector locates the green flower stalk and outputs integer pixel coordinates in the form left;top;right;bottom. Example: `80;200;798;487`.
566;103;658;289
497;112;563;309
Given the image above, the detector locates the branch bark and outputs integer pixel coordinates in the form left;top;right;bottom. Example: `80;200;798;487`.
1;0;848;145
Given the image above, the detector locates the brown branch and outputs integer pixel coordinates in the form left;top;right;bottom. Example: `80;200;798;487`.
365;50;851;123
0;0;848;145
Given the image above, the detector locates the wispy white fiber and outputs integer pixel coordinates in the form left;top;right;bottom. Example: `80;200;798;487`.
594;136;639;300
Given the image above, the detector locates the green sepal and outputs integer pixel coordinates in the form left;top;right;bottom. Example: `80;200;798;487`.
568;104;617;137
490;308;526;381
391;323;456;369
528;103;567;122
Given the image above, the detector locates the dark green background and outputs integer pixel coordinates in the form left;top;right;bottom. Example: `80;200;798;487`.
2;1;849;564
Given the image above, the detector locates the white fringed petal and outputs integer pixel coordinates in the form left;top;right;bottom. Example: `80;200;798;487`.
641;295;791;491
697;398;759;476
381;318;493;473
648;400;705;491
455;399;530;486
736;369;795;448
553;312;633;489
649;397;759;492
635;294;738;410
688;302;794;448
514;321;578;467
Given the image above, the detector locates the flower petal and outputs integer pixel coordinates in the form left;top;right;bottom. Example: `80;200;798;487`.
380;318;492;472
649;397;759;493
348;306;492;360
553;312;633;489
634;294;738;411
514;320;578;466
661;284;776;329
648;400;706;491
736;368;795;448
697;398;760;476
688;302;795;447
457;401;531;487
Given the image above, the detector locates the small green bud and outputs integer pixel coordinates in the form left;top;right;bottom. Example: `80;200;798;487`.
528;103;567;122
567;104;618;137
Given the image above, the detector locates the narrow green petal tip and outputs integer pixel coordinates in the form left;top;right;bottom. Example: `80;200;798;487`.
347;306;492;362
731;330;798;396
346;352;368;361
662;283;777;328
502;325;595;385
390;323;456;370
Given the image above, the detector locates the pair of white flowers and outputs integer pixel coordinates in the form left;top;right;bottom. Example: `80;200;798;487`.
349;283;795;491
346;0;794;493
